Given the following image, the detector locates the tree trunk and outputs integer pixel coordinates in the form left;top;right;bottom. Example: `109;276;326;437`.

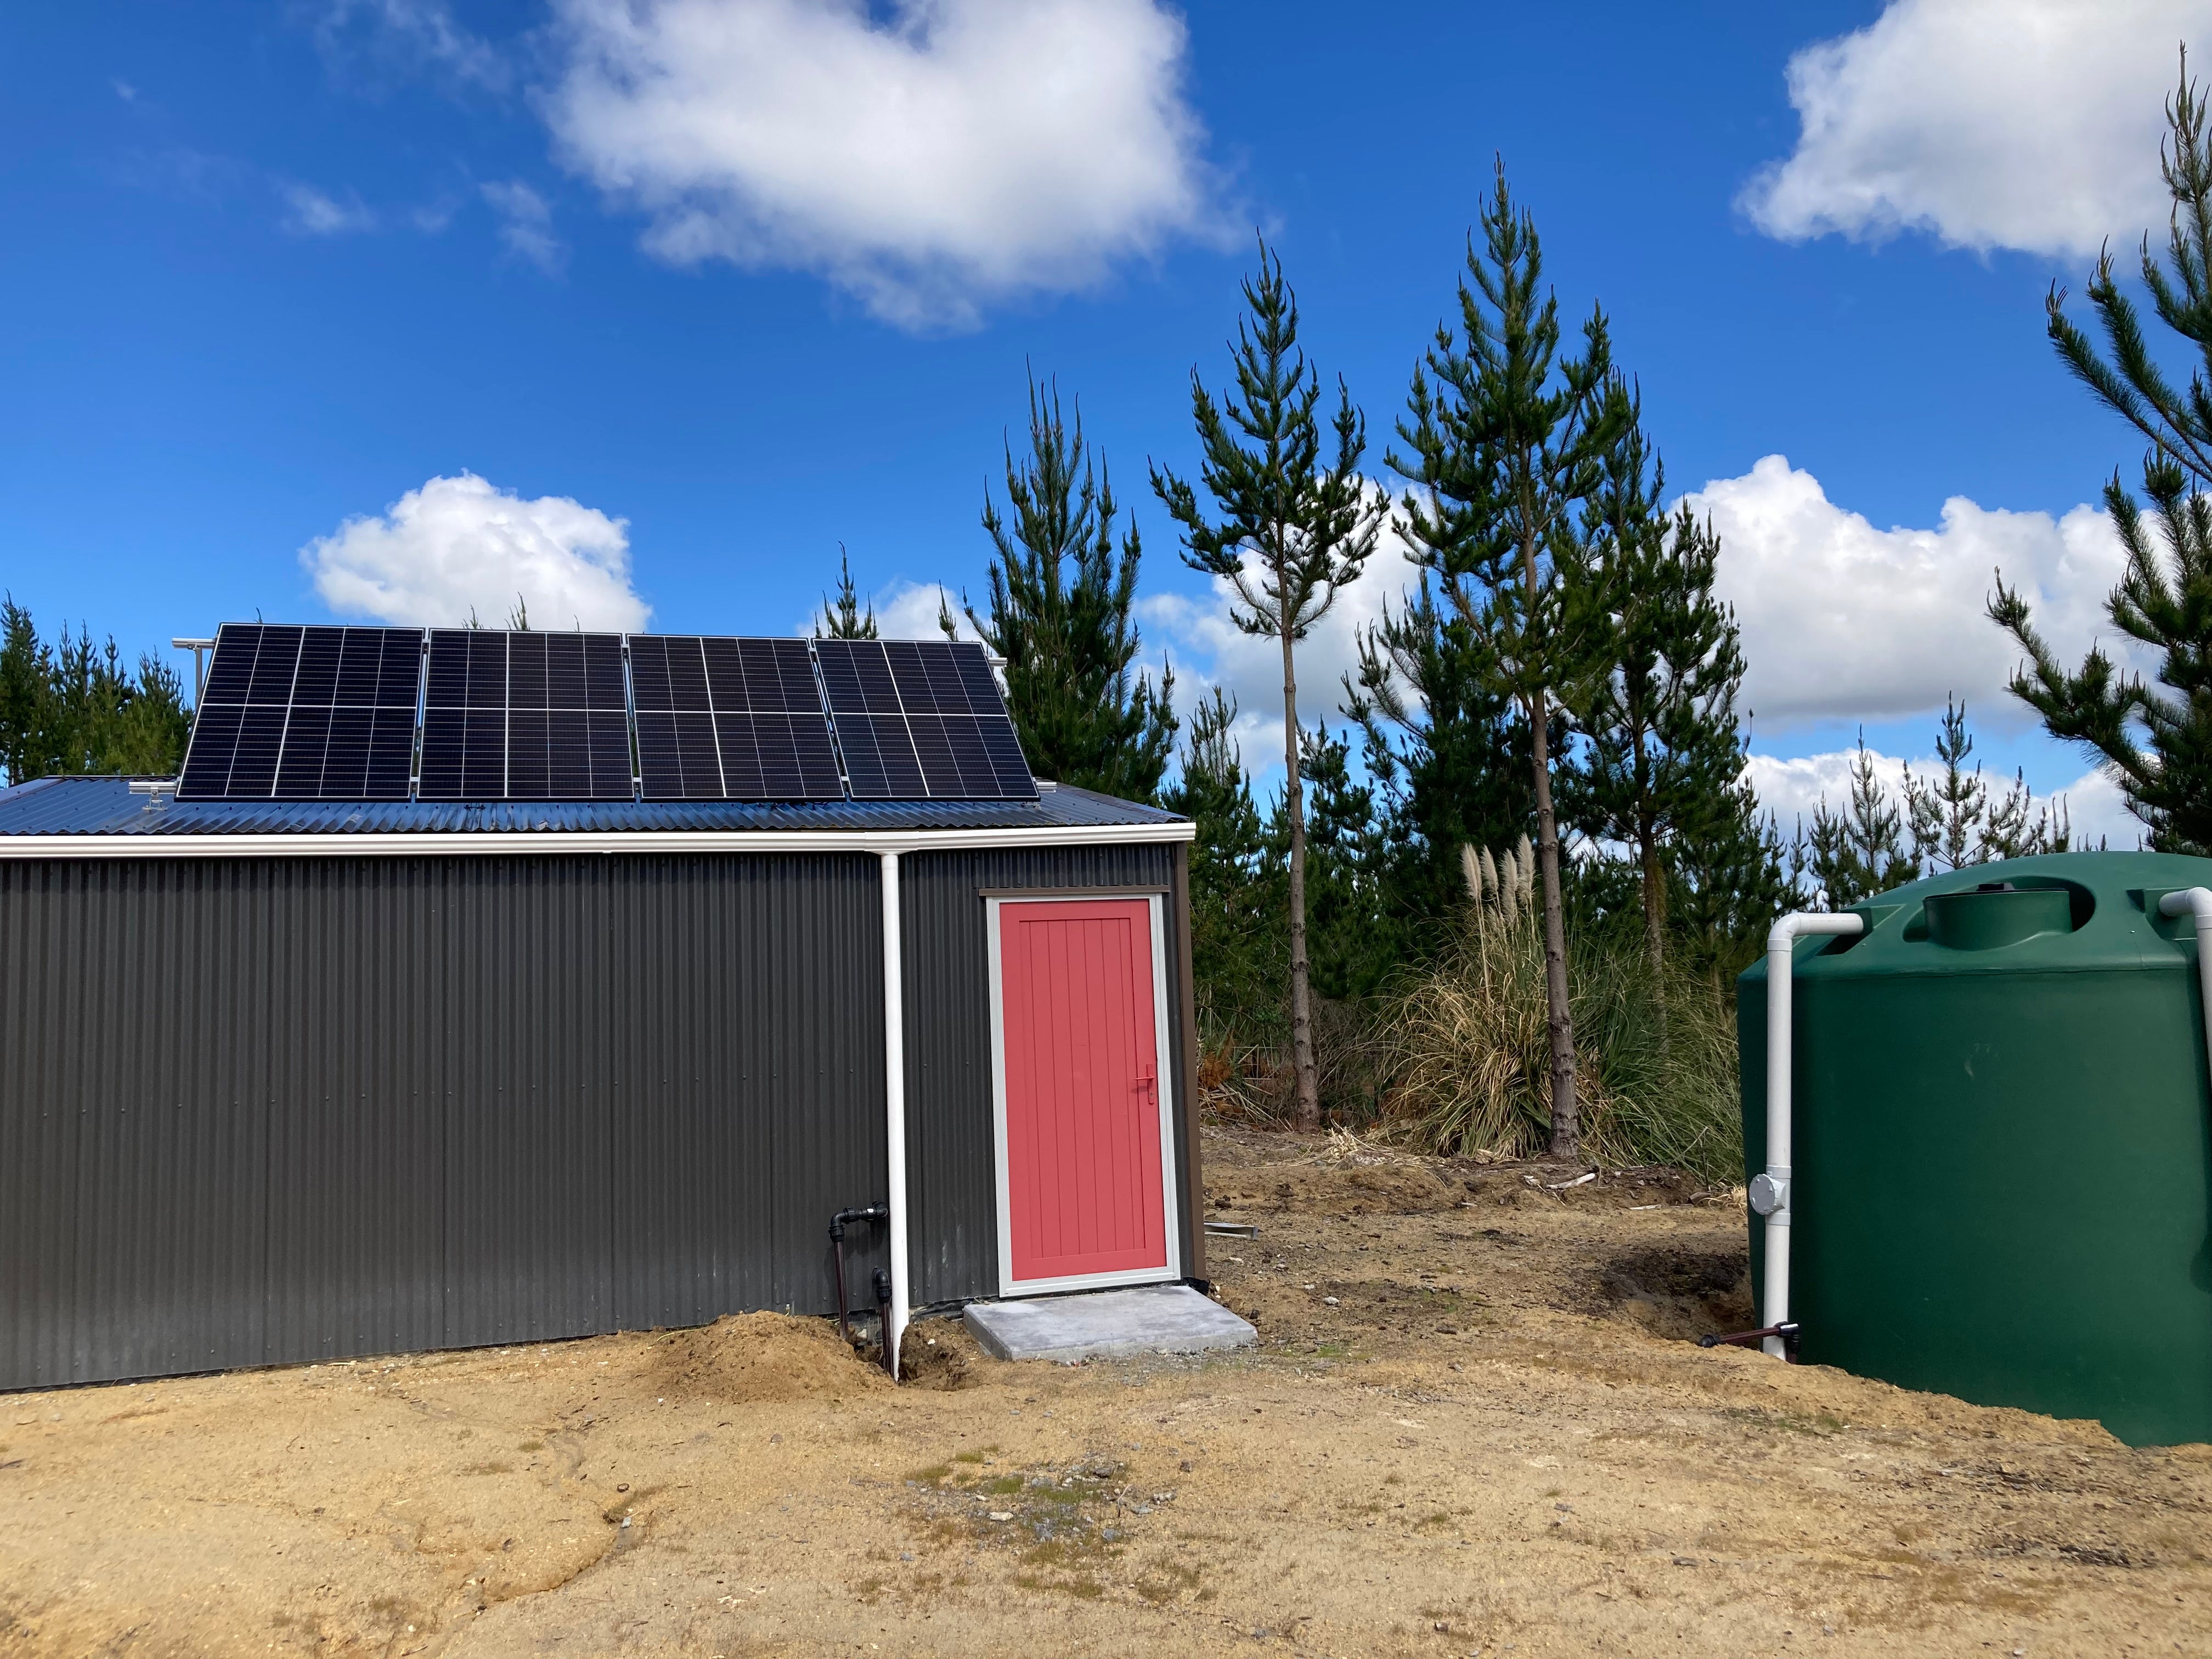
1632;724;1664;970
1639;823;1667;969
1524;512;1577;1163
1281;622;1318;1132
1530;693;1578;1160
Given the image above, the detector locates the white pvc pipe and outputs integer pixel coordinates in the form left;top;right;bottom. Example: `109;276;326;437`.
1758;910;1866;1358
881;851;910;1382
2159;888;2212;1101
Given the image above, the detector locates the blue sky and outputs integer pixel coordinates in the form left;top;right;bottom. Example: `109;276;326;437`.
1;1;2200;840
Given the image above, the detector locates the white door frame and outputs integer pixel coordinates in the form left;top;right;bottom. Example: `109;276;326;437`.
985;892;1183;1298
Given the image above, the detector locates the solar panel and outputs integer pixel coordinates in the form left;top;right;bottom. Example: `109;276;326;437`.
177;624;1035;805
815;639;1034;800
629;635;844;800
177;623;423;800
417;630;633;801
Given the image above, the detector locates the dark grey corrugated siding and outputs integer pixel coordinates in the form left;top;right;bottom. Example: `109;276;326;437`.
899;844;1192;1305
0;854;889;1390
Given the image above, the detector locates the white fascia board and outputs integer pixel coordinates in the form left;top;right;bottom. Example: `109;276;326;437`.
0;820;1196;860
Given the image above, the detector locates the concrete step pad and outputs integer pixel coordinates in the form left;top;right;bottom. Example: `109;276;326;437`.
962;1284;1256;1363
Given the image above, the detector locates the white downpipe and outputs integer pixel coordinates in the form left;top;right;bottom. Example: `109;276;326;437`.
881;851;910;1383
1757;910;1866;1358
2159;889;2212;1091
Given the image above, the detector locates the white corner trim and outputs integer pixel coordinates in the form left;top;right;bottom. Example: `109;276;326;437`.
0;820;1195;860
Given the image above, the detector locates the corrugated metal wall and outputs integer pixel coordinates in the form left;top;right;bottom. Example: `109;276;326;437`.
0;840;1195;1390
0;853;891;1389
899;844;1191;1305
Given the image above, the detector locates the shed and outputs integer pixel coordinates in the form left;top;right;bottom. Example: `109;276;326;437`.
0;655;1201;1391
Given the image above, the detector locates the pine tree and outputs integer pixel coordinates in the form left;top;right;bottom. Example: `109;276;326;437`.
1349;572;1532;934
1979;768;2073;859
42;623;129;776
1152;240;1381;1130
1570;383;1748;968
815;547;879;640
0;598;191;785
1992;460;2212;850
1803;737;1919;908
1989;52;2212;851
0;599;46;786
1901;698;2073;867
1386;164;1624;1160
1670;778;1793;976
108;654;191;775
1159;689;1280;1037
1901;698;1988;871
973;373;1176;800
1285;723;1391;1001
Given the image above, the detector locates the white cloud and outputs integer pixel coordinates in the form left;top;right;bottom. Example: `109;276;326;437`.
1741;0;2207;257
280;182;377;235
312;0;510;91
788;575;980;641
1746;748;2141;851
301;472;651;631
1139;520;1415;780
481;180;565;272
1139;459;2144;816
542;0;1227;329
873;579;981;641
809;545;1393;774
1745;747;1914;830
1686;455;2135;735
797;577;979;640
2054;764;2147;849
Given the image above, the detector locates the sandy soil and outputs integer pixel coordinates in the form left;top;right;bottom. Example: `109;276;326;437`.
4;1125;2208;1658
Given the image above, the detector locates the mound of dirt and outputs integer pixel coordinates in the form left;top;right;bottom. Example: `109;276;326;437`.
645;1312;891;1403
1590;1245;1754;1339
898;1318;980;1389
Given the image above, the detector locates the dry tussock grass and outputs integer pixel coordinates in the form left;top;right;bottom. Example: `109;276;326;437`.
1376;905;1741;1182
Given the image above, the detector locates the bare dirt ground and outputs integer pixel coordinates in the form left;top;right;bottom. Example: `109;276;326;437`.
5;1125;2209;1658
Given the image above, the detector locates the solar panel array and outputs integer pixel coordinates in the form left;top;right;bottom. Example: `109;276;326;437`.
174;627;1036;804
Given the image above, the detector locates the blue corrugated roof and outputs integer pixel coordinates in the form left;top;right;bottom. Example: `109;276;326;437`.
0;774;1185;838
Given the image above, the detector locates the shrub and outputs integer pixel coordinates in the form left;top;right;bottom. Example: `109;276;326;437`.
1377;901;1741;1182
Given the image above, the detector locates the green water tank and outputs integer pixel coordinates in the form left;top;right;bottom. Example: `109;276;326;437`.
1736;850;2212;1447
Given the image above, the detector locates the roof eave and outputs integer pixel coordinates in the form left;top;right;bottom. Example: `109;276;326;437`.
0;820;1197;859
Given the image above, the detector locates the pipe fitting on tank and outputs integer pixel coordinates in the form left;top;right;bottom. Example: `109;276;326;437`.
1747;1171;1788;1218
1760;910;1866;1359
2158;887;2212;927
2159;889;2212;1122
2158;885;2212;994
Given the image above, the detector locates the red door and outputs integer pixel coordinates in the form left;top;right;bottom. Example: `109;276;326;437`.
996;898;1172;1289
